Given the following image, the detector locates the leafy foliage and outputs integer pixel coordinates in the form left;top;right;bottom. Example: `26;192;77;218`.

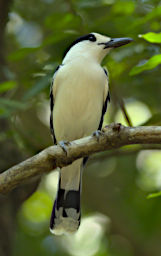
1;0;161;255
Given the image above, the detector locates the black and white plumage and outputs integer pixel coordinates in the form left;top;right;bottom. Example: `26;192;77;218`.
49;32;133;235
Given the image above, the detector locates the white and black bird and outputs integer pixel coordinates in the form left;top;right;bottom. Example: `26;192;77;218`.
49;32;133;235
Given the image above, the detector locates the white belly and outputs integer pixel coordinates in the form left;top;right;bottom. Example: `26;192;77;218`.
52;62;106;141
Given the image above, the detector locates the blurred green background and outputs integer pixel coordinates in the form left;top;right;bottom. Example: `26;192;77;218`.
0;0;161;256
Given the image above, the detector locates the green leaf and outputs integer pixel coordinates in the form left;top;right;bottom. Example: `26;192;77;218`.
0;107;7;115
8;47;40;61
42;32;70;47
139;32;161;43
130;54;161;75
0;98;27;110
0;81;17;93
45;13;79;30
147;191;161;199
0;98;27;118
130;5;161;30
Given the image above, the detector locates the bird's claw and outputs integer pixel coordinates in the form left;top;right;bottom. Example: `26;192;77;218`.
92;130;104;142
59;141;71;155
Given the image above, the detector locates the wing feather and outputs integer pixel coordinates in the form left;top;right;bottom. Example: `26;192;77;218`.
98;68;110;130
50;65;61;144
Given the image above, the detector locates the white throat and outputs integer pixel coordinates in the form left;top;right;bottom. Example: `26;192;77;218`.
62;42;110;65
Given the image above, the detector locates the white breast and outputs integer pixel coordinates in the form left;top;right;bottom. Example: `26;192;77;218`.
52;59;107;141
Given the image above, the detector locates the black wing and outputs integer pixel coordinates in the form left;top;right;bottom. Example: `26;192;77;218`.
83;68;110;167
50;65;61;144
98;68;110;130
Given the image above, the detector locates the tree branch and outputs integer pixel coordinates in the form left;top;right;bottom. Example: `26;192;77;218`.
1;124;161;194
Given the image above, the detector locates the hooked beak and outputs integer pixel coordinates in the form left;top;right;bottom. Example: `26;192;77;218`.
104;37;133;48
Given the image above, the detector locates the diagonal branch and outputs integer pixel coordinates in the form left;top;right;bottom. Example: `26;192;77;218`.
1;124;161;194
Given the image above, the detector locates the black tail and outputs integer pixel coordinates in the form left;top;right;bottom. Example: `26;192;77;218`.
50;174;81;235
50;158;88;235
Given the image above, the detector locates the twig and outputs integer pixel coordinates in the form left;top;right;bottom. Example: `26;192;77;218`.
112;85;133;127
118;97;133;127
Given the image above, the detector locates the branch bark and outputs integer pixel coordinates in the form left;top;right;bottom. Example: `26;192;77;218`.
1;124;161;194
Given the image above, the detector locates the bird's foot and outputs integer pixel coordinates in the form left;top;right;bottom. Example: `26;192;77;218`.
59;141;71;155
92;130;104;142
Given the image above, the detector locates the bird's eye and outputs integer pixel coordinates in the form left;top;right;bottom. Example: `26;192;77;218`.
88;34;96;42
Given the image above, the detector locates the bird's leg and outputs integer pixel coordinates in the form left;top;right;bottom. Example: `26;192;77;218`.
59;141;71;155
92;130;104;142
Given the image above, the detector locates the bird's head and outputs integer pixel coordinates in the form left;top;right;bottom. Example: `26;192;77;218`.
63;32;133;64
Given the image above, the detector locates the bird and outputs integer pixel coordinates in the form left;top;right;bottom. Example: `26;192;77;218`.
49;32;133;235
